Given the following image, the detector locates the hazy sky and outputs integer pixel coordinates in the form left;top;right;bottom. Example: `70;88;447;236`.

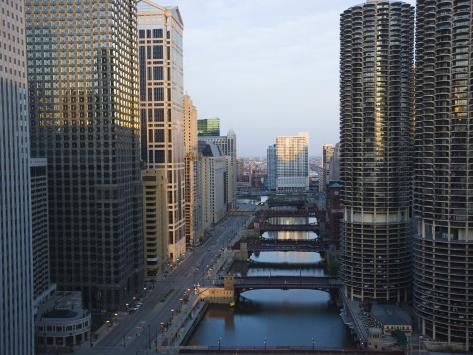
156;0;416;157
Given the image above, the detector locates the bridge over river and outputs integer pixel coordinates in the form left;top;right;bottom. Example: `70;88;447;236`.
216;276;343;293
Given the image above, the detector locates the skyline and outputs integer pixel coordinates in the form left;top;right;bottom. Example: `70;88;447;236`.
157;0;415;156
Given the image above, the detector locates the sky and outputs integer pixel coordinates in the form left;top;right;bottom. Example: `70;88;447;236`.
156;0;416;157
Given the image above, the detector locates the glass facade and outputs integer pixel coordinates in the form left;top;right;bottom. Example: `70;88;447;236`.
414;0;473;349
26;0;143;311
198;118;220;136
340;1;414;303
0;1;34;353
275;133;309;192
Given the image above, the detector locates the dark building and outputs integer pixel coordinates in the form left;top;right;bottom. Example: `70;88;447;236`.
26;0;143;311
340;0;414;303
326;181;343;245
414;0;473;350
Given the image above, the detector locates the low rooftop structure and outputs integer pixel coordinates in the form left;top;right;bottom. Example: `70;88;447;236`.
371;303;412;336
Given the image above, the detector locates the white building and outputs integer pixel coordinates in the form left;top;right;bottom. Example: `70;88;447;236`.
275;133;309;192
199;130;237;208
199;142;230;229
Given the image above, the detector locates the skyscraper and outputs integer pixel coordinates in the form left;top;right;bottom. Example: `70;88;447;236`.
138;1;186;262
266;144;277;190
340;0;414;302
275;133;309;192
414;0;472;350
320;144;334;193
1;1;34;353
198;118;220;136
26;0;143;311
184;94;199;245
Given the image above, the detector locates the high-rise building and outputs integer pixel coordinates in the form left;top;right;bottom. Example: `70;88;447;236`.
329;142;341;182
414;0;473;350
199;130;237;209
320;144;334;193
198;118;220;136
26;0;143;311
340;0;414;303
275;133;309;192
31;158;55;308
199;142;229;228
142;169;168;276
138;1;186;262
183;94;200;246
266;144;277;190
0;1;34;353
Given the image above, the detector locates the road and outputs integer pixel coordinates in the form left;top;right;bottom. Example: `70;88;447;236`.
76;213;253;355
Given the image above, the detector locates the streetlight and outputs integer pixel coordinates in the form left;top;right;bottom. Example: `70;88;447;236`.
312;336;315;351
170;309;175;320
218;337;222;351
264;337;267;350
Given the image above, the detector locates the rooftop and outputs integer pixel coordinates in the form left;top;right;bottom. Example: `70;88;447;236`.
371;303;412;326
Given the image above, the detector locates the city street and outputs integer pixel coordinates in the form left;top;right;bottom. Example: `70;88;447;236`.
76;213;251;355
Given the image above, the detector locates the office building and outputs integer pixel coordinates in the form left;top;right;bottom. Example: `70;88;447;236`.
320;144;334;193
27;0;144;311
340;0;414;303
199;130;237;209
199;142;229;228
31;158;55;308
138;1;186;261
414;0;473;350
198;118;220;136
184;94;200;245
266;144;277;190
142;169;168;276
0;1;34;353
329;143;340;181
275;133;309;192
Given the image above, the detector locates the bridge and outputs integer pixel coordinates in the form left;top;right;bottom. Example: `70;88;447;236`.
259;222;319;233
218;276;343;293
238;238;332;253
259;209;314;218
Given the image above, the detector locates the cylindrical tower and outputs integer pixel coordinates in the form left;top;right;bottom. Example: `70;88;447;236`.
414;0;473;350
340;0;414;303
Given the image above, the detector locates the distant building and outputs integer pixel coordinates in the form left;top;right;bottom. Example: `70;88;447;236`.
320;144;334;193
139;1;186;262
183;95;199;246
266;144;277;190
198;118;220;136
199;142;229;228
142;169;168;277
275;133;309;192
326;181;343;245
329;143;340;181
199;131;237;208
31;158;55;308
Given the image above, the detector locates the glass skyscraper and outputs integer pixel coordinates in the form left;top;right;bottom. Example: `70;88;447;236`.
414;0;472;350
340;0;414;303
26;0;143;311
198;118;220;136
275;133;309;192
1;1;34;354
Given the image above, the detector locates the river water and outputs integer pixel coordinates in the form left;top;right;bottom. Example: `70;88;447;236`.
186;217;353;348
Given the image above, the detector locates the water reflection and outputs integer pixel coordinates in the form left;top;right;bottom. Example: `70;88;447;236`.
262;230;317;240
267;217;317;225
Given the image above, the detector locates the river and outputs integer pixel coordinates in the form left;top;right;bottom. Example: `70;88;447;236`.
186;216;353;348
